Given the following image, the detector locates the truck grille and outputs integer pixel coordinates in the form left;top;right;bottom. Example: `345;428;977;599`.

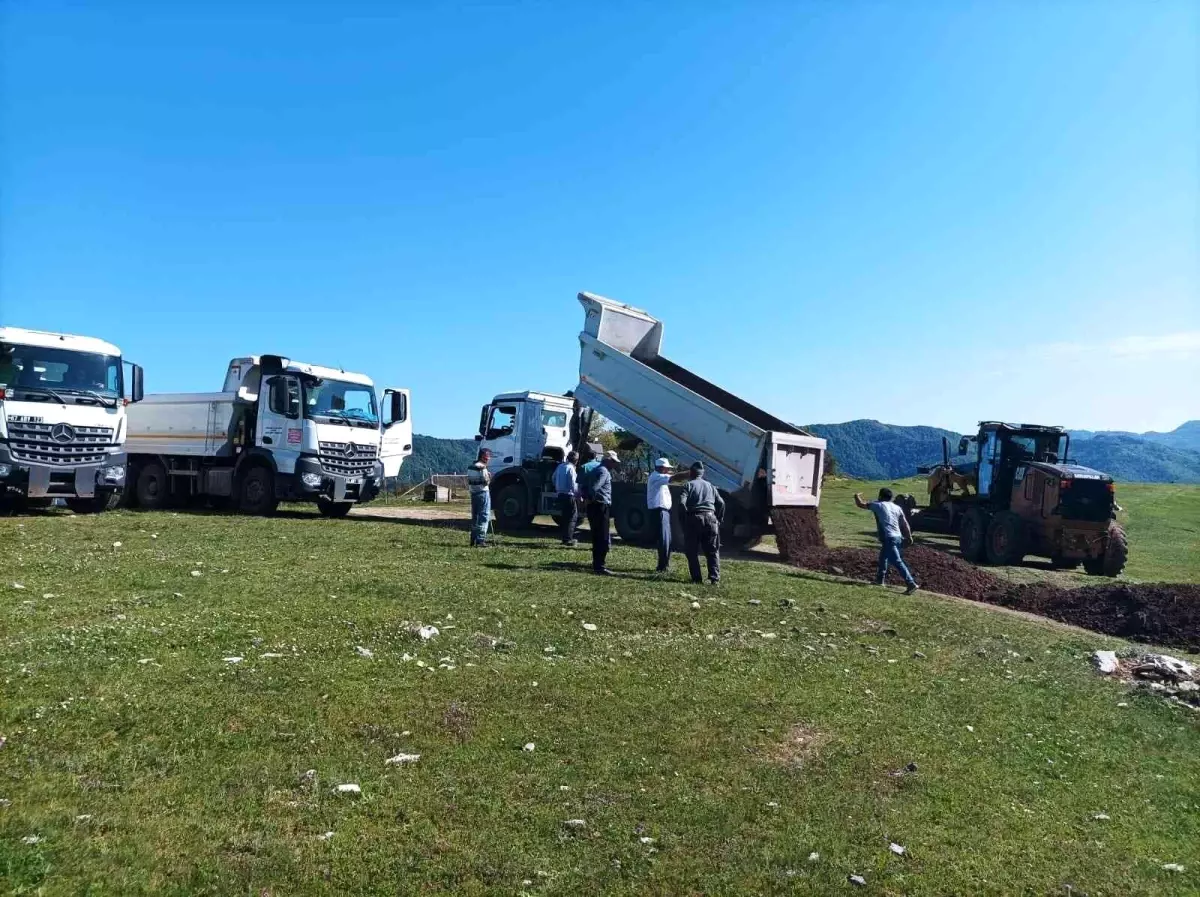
7;421;116;466
318;441;378;477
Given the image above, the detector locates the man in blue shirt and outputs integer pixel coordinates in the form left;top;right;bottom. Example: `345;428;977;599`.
854;488;919;593
553;451;580;546
583;451;618;575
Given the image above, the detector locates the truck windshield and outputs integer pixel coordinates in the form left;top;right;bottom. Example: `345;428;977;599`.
0;342;122;404
304;378;378;427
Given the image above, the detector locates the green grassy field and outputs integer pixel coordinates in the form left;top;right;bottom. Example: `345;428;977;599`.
2;501;1198;895
816;477;1200;585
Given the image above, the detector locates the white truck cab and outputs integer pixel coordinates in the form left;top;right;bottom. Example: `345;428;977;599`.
0;327;143;512
126;355;411;517
476;391;579;526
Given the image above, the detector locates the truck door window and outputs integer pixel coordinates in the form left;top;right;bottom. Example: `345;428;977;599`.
487;406;517;439
542;409;568;428
268;377;301;419
383;391;408;426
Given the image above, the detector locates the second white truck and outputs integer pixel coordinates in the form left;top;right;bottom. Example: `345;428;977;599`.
125;355;411;516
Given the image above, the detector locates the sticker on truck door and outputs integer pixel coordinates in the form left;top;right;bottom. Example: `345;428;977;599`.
287;429;301;445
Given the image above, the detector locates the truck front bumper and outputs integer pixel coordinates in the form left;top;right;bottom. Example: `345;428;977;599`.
0;445;127;499
294;457;381;503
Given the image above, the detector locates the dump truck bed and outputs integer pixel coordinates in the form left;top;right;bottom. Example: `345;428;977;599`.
574;293;824;507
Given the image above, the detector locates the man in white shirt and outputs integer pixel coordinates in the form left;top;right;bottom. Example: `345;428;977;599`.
553;451;580;546
647;457;686;573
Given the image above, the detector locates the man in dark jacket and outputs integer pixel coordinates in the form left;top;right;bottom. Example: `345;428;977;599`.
583;451;619;575
680;461;724;585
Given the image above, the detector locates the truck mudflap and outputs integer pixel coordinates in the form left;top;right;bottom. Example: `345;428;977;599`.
0;447;127;499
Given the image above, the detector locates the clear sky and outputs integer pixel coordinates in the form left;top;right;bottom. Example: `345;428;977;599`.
1;1;1196;438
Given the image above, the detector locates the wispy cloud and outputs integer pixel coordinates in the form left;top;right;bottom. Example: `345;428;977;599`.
1024;331;1200;361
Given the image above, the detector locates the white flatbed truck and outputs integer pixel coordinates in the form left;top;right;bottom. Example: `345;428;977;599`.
125;355;411;516
0;327;143;512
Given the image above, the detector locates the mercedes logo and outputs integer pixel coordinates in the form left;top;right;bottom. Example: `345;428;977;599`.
343;443;356;457
50;423;76;443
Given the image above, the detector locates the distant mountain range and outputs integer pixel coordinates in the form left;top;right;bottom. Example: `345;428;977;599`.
399;420;1200;485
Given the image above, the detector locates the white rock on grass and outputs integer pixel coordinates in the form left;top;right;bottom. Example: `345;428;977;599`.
691;601;701;610
318;831;335;841
112;541;122;549
1093;813;1111;821
12;583;26;590
522;743;536;752
808;852;820;862
223;656;243;664
334;783;361;795
562;819;587;830
639;836;655;845
582;622;598;632
849;874;866;886
260;653;285;659
1163;863;1186;873
21;835;42;844
355;646;374;659
190;570;202;577
889;842;906;856
385;753;421;766
1092;650;1120;674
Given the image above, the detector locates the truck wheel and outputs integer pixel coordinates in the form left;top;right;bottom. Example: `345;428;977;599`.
985;511;1026;565
722;506;765;551
136;462;171;510
1050;555;1081;570
238;465;279;516
958;507;989;562
317;498;353;518
613;500;655;545
66;492;116;514
1085;524;1128;577
493;483;531;530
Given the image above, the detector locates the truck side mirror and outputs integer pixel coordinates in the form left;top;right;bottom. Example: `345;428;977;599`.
131;364;145;403
388;390;407;424
474;434;483;441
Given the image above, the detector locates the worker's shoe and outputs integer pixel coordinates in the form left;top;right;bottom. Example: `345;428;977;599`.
904;583;920;595
594;568;615;577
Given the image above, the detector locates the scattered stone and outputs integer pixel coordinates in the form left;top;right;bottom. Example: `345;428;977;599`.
75;814;93;822
639;836;655;845
849;874;866;886
582;622;598;632
190;570;202;577
223;656;243;664
913;651;927;659
300;769;317;786
112;541;122;548
966;725;975;732
522;743;536;752
889;842;906;856
1163;863;1185;873
42;593;57;599
1092;650;1119;674
137;658;154;665
766;801;780;808
355;646;374;659
318;831;334;841
151;534;158;539
385;753;421;766
691;601;701;610
562;818;587;830
761;632;778;640
779;598;795;608
748;599;761;606
334;783;361;795
12;583;26;590
260;652;285;659
808;852;820;862
1093;813;1110;821
0;798;10;808
21;835;42;845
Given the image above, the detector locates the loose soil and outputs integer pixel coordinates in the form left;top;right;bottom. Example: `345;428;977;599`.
773;507;826;560
782;542;1200;652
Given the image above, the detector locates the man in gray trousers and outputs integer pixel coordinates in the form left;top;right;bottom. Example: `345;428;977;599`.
680;461;725;585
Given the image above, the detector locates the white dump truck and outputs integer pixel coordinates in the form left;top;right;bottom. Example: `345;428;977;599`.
125;355;411;517
477;292;826;548
0;327;143;512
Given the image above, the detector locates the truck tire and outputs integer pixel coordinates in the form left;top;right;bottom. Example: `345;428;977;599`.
613;498;655;545
493;483;532;530
317;498;353;518
721;505;765;551
985;511;1026;566
238;465;279;516
67;492;116;514
1085;524;1128;577
136;462;171;510
959;507;989;562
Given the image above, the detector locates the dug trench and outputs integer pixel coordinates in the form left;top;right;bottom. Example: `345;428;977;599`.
772;508;1200;653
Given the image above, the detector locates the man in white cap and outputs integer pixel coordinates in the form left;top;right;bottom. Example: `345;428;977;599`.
646;457;687;574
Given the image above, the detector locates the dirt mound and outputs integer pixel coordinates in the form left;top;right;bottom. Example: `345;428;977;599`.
780;542;1200;652
773;507;826;561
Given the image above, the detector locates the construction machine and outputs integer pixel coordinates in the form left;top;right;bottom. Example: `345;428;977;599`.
904;422;1127;576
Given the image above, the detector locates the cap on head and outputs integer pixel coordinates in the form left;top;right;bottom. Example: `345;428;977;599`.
879;487;893;501
604;450;620;464
654;457;673;470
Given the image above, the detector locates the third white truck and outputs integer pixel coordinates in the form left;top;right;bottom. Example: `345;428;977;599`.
125;355;411;516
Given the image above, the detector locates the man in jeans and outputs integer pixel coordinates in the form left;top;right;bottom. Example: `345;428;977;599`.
583;451;619;575
680;461;724;585
467;448;492;547
553;451;580;546
854;488;919;594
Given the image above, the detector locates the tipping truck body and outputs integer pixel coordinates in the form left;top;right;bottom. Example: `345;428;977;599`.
0;327;144;513
125;355;411;517
477;293;825;549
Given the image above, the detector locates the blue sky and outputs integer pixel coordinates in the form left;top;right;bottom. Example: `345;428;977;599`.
2;1;1196;437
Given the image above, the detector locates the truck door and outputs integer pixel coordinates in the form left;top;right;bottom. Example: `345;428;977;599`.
258;375;302;473
380;388;412;478
482;402;520;471
977;431;1000;497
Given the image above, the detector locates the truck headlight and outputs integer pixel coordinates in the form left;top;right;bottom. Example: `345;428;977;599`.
0;463;11;478
301;472;324;488
102;465;126;482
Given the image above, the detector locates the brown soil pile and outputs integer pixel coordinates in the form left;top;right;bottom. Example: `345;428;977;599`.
781;542;1200;652
773;507;826;561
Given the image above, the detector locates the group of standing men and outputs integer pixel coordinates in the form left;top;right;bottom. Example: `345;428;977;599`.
467;447;723;584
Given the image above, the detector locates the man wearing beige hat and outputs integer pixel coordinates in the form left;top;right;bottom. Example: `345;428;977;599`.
647;457;687;574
